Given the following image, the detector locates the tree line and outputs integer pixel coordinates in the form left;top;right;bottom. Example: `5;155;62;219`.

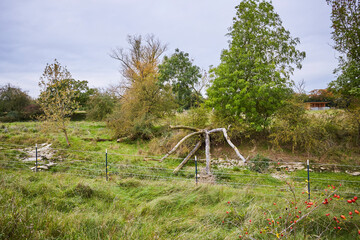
1;0;359;150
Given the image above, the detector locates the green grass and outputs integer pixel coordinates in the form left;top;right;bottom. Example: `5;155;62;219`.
1;120;360;239
1;169;360;239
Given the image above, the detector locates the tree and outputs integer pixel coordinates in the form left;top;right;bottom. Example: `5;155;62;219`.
69;79;94;109
158;48;202;110
38;59;79;146
327;0;360;98
108;35;175;139
327;1;360;143
307;89;335;105
0;84;33;121
86;89;116;121
0;84;31;113
207;0;305;131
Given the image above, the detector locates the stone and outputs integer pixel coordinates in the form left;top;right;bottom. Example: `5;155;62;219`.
345;171;360;176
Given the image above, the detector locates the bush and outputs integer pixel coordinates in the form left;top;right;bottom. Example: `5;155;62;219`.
270;99;356;156
86;91;116;121
247;154;271;173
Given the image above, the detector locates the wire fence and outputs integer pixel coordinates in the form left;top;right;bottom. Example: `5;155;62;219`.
1;143;360;195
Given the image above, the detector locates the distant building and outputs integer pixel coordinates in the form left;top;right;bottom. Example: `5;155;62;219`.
304;102;330;110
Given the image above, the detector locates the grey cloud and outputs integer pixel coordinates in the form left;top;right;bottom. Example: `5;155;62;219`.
0;0;337;97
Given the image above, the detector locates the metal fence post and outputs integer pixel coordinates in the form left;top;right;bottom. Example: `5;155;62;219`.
195;156;198;184
307;159;310;201
106;149;108;181
35;144;38;172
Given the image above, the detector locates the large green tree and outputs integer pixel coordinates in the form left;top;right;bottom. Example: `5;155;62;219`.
158;48;202;110
207;0;305;131
0;84;31;113
38;59;80;146
327;0;360;143
327;0;360;99
0;84;33;121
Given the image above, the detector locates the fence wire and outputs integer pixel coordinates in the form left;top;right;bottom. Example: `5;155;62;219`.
1;144;360;194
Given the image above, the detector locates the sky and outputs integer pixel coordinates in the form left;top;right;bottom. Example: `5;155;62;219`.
0;0;338;98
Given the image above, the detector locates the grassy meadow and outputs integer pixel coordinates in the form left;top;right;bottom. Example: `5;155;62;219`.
1;120;360;239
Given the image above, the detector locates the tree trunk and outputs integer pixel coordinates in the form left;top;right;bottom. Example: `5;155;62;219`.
62;122;70;146
205;130;211;174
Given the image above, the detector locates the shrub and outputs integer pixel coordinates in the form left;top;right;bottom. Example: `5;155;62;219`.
269;99;356;156
247;154;271;173
86;91;116;121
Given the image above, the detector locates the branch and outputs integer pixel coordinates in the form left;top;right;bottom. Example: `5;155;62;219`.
173;141;202;174
159;131;203;162
209;128;247;162
169;125;201;132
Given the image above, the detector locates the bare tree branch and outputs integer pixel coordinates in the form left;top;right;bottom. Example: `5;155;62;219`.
173;141;202;174
169;125;201;132
159;131;203;162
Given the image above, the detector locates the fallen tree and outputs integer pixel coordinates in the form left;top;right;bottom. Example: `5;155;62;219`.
160;126;246;174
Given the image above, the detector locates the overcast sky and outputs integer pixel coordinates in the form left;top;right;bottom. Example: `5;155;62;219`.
0;0;338;98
